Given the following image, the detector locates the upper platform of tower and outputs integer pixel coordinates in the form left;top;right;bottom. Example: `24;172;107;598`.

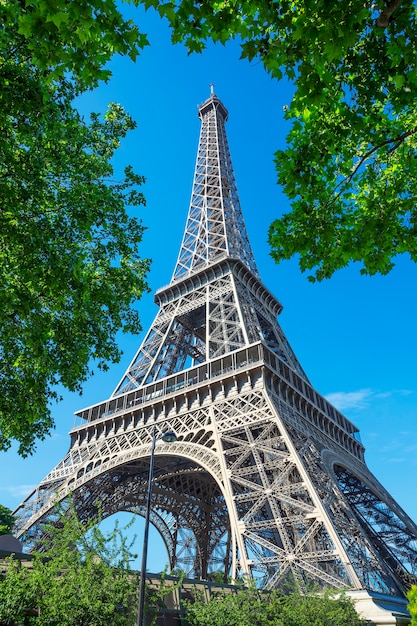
171;92;260;283
198;92;228;121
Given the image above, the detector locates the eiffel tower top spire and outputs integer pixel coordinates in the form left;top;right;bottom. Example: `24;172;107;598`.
172;91;259;282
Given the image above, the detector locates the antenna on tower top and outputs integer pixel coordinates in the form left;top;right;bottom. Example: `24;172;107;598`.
210;82;215;95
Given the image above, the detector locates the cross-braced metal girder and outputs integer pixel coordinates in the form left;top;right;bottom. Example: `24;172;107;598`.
13;94;417;618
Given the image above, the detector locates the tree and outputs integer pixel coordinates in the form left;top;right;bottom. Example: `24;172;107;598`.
183;585;283;626
146;0;417;280
277;589;368;626
5;0;148;92
182;584;367;626
1;1;150;455
0;504;15;535
0;506;138;625
408;585;417;625
0;553;39;623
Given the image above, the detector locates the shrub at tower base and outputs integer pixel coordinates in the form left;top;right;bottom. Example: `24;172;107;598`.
0;507;138;625
408;585;417;625
0;505;15;536
182;584;369;626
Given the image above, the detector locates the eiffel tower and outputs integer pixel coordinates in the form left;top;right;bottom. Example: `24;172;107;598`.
14;92;417;623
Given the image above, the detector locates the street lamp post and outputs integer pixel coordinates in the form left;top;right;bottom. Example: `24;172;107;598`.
137;425;177;626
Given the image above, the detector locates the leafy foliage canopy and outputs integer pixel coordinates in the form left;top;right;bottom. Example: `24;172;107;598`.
0;0;150;454
145;0;417;280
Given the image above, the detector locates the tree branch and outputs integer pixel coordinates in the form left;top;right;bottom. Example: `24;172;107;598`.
351;127;417;179
376;0;402;27
330;126;417;203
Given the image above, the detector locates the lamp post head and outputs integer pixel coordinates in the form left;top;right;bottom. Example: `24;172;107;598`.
161;430;177;444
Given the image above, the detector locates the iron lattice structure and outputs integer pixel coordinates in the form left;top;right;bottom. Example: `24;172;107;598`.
14;94;417;600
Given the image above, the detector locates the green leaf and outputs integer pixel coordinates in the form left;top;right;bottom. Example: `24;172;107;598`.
47;11;69;28
302;107;311;122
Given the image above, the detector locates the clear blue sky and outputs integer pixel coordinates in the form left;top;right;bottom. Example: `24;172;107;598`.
1;6;417;571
